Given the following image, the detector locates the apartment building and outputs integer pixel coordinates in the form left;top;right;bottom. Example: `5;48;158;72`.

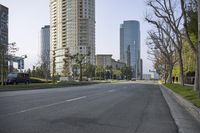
50;0;95;76
0;4;8;83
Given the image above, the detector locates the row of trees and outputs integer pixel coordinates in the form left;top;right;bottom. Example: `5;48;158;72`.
50;47;134;81
28;63;133;81
145;0;200;94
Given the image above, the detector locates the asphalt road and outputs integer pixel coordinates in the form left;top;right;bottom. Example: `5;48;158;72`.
0;81;178;133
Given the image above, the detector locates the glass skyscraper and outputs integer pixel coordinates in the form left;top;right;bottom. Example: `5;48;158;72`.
120;20;141;78
41;25;50;67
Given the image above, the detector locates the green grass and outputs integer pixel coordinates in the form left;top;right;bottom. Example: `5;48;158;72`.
0;80;110;91
164;84;200;108
30;77;52;83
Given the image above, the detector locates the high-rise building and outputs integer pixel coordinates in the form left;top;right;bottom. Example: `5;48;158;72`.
0;4;8;83
50;0;95;76
120;20;141;79
0;4;8;46
40;25;50;67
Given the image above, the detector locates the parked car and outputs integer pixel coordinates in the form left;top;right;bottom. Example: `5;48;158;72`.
6;72;30;85
131;78;136;81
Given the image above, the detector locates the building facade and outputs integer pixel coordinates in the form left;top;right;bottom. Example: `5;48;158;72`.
96;54;112;68
120;20;141;79
96;54;125;69
50;0;95;76
111;59;125;69
41;25;50;67
0;4;8;83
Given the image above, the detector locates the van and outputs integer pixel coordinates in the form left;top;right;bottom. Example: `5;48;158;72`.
6;72;30;85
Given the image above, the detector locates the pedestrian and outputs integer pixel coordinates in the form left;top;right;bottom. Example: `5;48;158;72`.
172;76;175;83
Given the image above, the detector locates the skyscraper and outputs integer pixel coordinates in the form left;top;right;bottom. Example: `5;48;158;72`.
0;4;8;46
120;20;141;79
50;0;95;76
0;4;8;84
40;25;50;67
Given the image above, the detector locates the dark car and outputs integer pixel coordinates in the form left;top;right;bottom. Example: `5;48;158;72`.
6;72;30;85
131;78;136;81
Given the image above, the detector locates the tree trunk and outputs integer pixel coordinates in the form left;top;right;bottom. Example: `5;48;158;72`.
79;63;82;81
52;51;56;84
198;49;200;97
164;63;167;84
194;55;199;91
178;50;184;86
198;0;200;97
167;64;173;84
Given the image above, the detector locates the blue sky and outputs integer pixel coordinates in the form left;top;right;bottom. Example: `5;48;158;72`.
0;0;153;73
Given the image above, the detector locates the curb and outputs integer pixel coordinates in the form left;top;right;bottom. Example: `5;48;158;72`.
160;85;200;133
162;85;200;123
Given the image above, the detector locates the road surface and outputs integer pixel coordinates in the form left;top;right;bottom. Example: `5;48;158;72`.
0;81;178;133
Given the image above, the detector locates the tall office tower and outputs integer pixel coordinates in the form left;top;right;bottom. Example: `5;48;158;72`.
0;4;8;83
50;0;95;76
120;20;141;79
40;25;50;68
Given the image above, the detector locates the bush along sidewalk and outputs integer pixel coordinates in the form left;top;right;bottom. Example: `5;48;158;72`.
164;83;200;108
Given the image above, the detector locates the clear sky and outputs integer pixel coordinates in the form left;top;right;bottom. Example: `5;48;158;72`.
0;0;153;74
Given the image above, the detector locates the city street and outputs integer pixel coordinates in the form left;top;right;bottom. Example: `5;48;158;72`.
1;0;200;132
0;81;180;133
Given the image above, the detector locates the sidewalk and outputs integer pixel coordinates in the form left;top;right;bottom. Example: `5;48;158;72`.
175;82;194;87
160;85;200;133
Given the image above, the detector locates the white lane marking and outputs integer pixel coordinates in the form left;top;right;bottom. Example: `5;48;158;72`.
1;96;87;116
1;89;117;117
108;89;115;93
66;96;87;102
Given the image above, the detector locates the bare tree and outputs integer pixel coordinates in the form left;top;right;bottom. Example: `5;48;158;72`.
147;24;177;83
154;51;168;83
146;0;185;85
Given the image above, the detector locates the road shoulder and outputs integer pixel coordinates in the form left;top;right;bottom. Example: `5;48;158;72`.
160;85;200;133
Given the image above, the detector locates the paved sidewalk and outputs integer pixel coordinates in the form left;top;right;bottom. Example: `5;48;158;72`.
160;85;200;133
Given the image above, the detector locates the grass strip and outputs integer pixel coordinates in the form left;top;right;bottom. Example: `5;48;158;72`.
164;84;200;108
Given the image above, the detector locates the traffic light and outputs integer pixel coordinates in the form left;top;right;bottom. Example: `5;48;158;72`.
21;60;24;69
17;59;24;69
18;60;21;69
